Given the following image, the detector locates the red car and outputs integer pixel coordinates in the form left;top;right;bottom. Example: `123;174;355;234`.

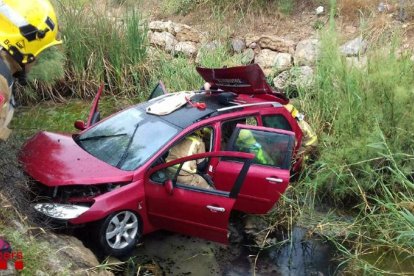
20;64;304;257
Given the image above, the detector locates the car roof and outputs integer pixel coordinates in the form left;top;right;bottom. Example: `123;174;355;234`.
140;93;283;129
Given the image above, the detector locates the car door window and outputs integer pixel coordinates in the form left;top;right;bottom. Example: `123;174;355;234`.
221;116;257;150
163;126;214;171
227;128;294;170
150;151;252;197
262;114;292;131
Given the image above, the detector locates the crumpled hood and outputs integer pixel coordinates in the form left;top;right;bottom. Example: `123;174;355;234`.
20;131;133;186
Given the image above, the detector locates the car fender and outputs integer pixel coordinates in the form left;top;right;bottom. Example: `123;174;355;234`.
69;180;146;225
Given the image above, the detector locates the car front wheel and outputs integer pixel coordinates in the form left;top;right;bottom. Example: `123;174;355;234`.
96;210;140;257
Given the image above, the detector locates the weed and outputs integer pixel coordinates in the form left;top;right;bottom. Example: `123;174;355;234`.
292;15;414;273
55;1;148;98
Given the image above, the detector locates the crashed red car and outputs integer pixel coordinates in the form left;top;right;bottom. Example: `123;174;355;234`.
20;64;306;257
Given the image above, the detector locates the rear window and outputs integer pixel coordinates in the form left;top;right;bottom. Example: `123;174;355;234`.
262;115;292;131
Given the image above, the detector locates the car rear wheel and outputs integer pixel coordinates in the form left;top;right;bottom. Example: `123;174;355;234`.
96;210;140;257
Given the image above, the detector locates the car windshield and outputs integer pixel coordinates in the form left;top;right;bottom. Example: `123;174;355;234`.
75;107;180;171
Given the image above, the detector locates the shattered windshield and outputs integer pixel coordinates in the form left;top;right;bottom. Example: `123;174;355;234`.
76;107;179;171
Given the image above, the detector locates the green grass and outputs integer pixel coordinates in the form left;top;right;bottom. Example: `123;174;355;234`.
287;17;414;274
52;1;148;99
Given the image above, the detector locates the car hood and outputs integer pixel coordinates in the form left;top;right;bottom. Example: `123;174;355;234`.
196;64;287;100
20;131;134;186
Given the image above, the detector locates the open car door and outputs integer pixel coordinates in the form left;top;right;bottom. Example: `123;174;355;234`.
147;81;168;101
145;151;253;244
213;124;295;214
74;83;104;130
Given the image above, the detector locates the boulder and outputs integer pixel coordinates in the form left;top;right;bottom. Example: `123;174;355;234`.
273;70;290;90
246;34;295;54
231;38;246;54
245;34;260;48
148;20;175;34
149;31;177;52
43;234;113;275
241;48;255;64
255;49;279;69
255;50;292;72
340;36;368;57
273;66;314;91
274;53;293;72
294;38;320;66
174;41;198;57
173;23;204;43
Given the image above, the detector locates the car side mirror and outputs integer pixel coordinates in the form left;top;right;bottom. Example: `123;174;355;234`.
164;179;174;195
74;120;86;131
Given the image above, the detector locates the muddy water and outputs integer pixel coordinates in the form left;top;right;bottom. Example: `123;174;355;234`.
128;226;340;276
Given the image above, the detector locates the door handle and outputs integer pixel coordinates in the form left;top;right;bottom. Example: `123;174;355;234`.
266;177;283;183
206;205;225;213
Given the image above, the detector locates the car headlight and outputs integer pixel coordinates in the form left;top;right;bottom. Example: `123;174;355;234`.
33;203;90;220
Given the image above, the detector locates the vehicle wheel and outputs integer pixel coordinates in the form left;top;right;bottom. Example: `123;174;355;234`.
96;210;140;257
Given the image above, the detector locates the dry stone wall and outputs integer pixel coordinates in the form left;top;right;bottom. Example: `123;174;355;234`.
148;20;370;92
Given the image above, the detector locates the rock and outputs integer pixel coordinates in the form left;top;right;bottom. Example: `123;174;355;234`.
231;38;246;54
248;41;258;49
173;23;204;43
149;31;177;52
262;68;273;77
315;6;324;15
294;38;320;66
202;40;220;52
148;20;175;34
255;49;279;69
377;2;395;13
245;34;260;48
346;56;368;70
43;234;113;275
255;50;292;72
273;66;314;91
411;55;414;62
246;35;295;54
241;48;255;64
174;41;198;57
274;53;293;72
340;36;368;57
273;70;290;90
294;66;314;88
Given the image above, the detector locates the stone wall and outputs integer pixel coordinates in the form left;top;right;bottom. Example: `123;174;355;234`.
148;20;371;92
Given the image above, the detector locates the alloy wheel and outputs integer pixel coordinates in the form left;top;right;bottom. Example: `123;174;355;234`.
105;211;138;249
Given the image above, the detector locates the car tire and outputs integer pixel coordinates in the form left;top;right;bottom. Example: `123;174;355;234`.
96;210;140;257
